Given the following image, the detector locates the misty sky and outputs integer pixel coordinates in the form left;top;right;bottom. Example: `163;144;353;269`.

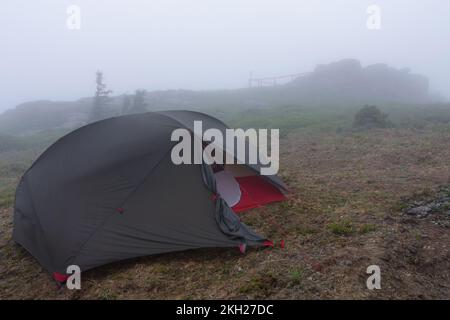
1;0;449;112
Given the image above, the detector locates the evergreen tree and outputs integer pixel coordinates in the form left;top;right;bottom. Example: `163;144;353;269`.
130;89;148;114
121;94;131;115
91;71;112;121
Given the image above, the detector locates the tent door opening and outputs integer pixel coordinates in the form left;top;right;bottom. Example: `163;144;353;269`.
212;164;286;213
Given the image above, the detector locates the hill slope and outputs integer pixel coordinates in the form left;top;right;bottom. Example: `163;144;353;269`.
0;59;443;135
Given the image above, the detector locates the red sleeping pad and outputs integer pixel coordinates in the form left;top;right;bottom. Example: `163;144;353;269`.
232;176;287;213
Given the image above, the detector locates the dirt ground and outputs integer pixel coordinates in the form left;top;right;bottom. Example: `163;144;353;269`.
1;128;449;299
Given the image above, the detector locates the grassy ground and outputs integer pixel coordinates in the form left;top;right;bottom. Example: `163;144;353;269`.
0;108;450;299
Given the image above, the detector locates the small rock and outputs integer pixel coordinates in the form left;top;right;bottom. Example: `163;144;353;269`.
339;259;352;266
406;206;432;217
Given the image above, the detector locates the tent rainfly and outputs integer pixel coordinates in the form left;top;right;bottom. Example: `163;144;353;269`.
13;110;287;282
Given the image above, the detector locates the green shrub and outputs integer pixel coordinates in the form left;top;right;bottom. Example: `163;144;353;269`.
353;105;389;129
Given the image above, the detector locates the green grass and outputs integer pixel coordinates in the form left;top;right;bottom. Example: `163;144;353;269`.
0;129;63;208
0;189;14;208
359;224;377;234
328;219;354;236
98;288;118;300
238;273;278;297
220;105;354;137
290;225;318;236
214;103;450;137
289;267;305;286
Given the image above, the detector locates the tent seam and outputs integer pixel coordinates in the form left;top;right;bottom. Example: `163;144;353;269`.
69;146;174;268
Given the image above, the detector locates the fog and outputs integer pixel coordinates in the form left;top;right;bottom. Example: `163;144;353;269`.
1;0;449;112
